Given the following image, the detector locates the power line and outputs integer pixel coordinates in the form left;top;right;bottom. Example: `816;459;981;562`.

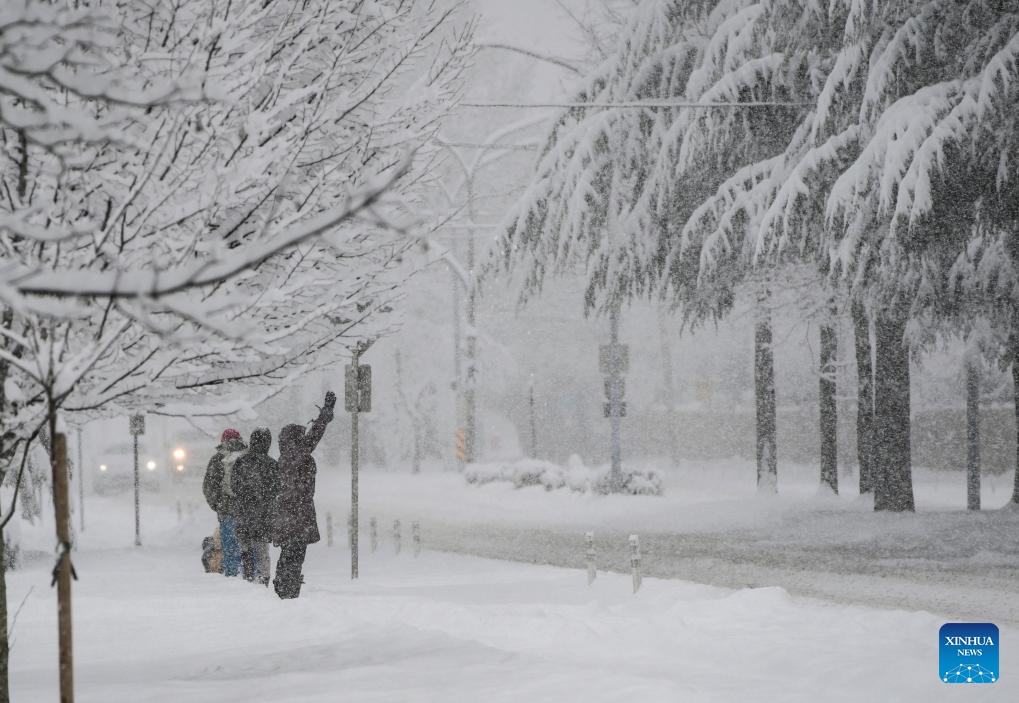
438;141;539;151
461;100;812;110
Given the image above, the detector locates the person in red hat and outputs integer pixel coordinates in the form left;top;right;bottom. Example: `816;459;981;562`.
202;428;247;576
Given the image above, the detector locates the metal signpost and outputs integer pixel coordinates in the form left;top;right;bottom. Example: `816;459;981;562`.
129;414;145;546
346;342;372;579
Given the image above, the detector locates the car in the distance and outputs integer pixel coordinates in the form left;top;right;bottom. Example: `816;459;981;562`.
94;442;162;495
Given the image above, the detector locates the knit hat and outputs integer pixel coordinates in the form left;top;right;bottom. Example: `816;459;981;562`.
220;428;241;443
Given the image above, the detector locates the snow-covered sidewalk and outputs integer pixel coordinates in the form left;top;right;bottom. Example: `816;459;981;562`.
8;539;1018;701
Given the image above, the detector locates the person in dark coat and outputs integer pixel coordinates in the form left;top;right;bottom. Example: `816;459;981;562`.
272;391;335;599
232;427;278;585
203;429;247;577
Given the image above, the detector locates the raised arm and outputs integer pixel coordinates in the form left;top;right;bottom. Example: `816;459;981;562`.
303;391;336;454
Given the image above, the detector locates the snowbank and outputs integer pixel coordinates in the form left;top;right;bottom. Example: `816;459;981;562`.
464;456;663;495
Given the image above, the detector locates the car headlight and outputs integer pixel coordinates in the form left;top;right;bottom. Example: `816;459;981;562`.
146;460;156;471
99;464;108;472
172;448;186;461
176;464;185;472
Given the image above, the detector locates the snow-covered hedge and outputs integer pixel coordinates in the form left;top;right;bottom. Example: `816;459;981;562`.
464;456;663;496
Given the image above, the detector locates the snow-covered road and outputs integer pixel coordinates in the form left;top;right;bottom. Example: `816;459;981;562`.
419;518;1019;626
312;464;1019;626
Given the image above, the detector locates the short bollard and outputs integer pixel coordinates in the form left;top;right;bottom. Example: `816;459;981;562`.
585;531;596;585
412;521;421;557
393;519;402;555
326;512;334;547
176;501;182;522
370;517;378;553
629;534;642;594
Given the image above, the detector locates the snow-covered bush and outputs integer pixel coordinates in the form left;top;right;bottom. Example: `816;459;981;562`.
464;457;663;496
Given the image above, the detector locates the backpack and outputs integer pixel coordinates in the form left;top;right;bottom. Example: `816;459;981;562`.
201;531;223;573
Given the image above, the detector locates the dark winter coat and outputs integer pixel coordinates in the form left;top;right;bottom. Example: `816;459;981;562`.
272;405;333;546
203;437;247;517
232;428;280;542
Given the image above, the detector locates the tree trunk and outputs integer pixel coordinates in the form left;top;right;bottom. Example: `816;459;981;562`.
966;355;981;511
820;324;838;494
50;419;74;702
851;301;875;496
412;429;422;475
755;305;777;493
873;312;915;512
1011;344;1019;504
657;309;680;468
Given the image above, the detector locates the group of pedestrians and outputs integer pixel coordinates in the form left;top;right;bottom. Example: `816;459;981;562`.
202;391;336;599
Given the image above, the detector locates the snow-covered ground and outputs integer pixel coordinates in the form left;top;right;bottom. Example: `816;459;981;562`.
7;461;1019;700
8;496;1017;702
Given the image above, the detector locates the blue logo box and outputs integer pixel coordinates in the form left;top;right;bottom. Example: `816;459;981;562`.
940;623;999;683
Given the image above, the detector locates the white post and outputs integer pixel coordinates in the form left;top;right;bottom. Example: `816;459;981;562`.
412;521;421;558
585;531;596;585
629;534;642;593
370;517;378;553
393;519;402;555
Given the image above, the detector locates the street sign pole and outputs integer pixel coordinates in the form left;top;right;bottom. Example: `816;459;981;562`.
347;341;373;580
129;414;145;546
350;348;360;580
133;433;140;546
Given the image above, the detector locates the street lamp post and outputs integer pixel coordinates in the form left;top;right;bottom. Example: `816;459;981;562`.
438;116;546;467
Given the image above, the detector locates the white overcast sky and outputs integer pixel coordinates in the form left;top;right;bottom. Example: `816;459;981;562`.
470;0;591;100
